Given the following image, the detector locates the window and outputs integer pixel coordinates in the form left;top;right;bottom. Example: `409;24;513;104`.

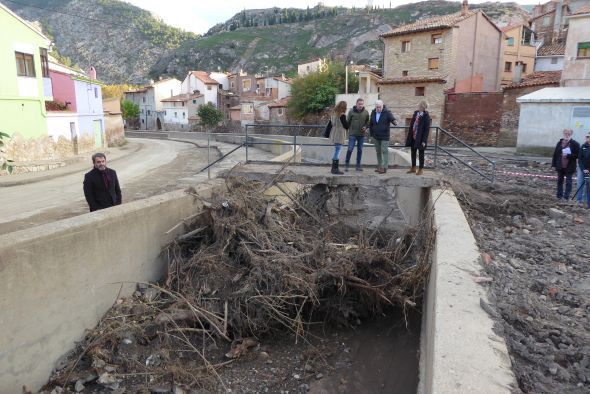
428;58;439;70
278;108;284;116
183;112;186;118
231;81;235;89
415;87;425;96
219;84;223;89
506;37;514;46
193;99;197;104
174;112;177;118
94;87;98;98
431;34;442;44
40;48;49;77
182;102;185;106
401;41;411;53
242;103;253;114
504;62;512;72
141;109;144;113
15;52;35;77
164;110;167;115
577;42;590;58
147;110;151;115
519;62;527;73
142;97;146;103
551;57;559;64
402;70;408;76
242;79;251;91
543;16;551;26
207;85;212;90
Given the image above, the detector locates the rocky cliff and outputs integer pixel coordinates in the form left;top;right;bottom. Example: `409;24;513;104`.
7;0;531;84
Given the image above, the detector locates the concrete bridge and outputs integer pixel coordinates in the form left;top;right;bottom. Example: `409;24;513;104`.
0;132;515;393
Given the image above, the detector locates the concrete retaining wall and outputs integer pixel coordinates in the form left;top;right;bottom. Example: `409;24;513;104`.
0;180;224;391
419;189;516;393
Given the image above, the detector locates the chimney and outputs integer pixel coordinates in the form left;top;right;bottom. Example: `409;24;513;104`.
512;63;523;83
88;66;96;80
461;0;469;15
552;0;564;43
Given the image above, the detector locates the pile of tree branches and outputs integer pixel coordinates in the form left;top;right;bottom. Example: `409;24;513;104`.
45;176;433;391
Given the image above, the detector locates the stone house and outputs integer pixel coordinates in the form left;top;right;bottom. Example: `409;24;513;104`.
227;71;258;96
268;97;291;123
0;1;53;163
535;42;566;71
160;93;204;131
297;58;327;76
378;0;503;131
501;23;536;85
124;78;181;130
181;71;220;107
262;76;292;100
562;5;590;86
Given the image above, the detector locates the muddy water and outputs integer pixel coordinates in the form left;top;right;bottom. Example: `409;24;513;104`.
309;310;421;394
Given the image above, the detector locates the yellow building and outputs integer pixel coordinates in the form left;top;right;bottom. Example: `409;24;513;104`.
501;24;536;85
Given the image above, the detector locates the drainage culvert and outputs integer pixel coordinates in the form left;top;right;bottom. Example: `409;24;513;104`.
43;177;433;393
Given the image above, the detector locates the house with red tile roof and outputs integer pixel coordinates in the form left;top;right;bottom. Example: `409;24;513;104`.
160;93;204;131
562;4;590;86
181;71;221;108
378;0;503;128
535;42;566;72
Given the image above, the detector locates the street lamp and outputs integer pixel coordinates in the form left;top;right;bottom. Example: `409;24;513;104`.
345;60;353;94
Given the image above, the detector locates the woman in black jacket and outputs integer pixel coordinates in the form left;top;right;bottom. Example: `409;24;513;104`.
405;100;431;175
551;128;580;201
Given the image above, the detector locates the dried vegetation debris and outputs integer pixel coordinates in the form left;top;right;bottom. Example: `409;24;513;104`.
43;176;433;392
442;157;590;394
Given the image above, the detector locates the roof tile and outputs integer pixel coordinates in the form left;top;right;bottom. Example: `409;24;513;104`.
537;42;566;56
381;11;475;37
503;71;561;90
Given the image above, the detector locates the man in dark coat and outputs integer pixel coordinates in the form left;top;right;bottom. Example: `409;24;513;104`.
369;100;397;174
345;98;370;171
405;100;431;175
83;153;122;212
551;128;580;202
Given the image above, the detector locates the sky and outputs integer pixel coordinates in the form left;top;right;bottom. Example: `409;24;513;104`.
125;0;534;34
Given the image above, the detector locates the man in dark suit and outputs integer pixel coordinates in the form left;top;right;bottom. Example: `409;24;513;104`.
83;153;122;212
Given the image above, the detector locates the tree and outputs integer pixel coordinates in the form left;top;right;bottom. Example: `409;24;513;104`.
0;131;13;174
198;103;224;128
288;63;359;119
121;99;140;121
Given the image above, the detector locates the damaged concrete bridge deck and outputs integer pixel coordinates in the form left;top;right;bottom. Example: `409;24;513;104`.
225;163;443;188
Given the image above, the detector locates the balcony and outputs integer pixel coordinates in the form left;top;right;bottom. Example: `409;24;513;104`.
43;77;53;100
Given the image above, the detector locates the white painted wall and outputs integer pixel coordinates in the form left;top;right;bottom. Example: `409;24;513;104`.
162;102;188;125
516;102;590;150
209;72;229;90
46;112;78;141
17;77;38;97
535;57;565;72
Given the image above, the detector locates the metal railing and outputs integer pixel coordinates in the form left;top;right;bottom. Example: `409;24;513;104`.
197;124;496;182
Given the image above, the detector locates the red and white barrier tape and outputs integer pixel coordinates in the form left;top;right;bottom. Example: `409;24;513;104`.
498;170;557;180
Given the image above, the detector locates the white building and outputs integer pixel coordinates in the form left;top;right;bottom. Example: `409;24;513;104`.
124;78;181;130
516;87;590;152
181;71;219;107
209;71;229;90
160;93;204;130
263;76;292;100
535;42;565;72
297;58;327;76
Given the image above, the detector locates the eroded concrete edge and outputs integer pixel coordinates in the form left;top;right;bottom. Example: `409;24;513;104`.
419;188;517;394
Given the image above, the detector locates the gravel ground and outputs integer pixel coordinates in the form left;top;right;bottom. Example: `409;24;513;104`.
437;155;590;394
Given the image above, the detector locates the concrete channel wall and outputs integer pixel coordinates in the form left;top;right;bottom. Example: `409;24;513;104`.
0;181;224;391
419;188;517;393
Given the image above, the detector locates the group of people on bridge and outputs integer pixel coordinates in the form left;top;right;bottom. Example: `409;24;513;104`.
326;98;430;175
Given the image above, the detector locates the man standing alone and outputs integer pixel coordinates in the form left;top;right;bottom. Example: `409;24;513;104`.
345;98;370;171
369;100;397;174
83;153;122;212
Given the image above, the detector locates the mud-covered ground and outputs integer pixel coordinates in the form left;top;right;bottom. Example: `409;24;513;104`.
437;155;590;394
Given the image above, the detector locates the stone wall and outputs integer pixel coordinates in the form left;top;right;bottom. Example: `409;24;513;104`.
442;92;503;146
104;113;125;147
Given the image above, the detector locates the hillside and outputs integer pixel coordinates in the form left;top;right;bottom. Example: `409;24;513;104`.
152;1;530;80
6;0;198;83
7;0;530;84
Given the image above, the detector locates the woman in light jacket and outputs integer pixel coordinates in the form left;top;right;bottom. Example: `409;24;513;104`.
329;100;350;174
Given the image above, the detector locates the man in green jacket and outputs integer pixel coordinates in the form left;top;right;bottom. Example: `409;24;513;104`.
345;98;370;171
